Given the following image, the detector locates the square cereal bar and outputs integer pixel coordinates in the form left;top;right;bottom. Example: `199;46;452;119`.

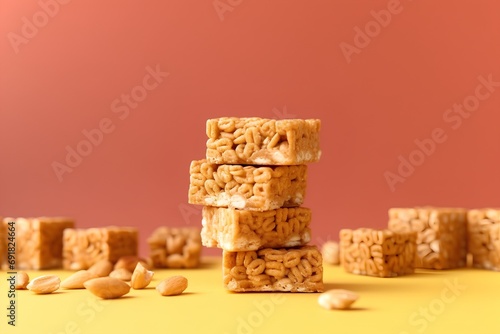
147;226;202;269
388;207;467;269
468;209;500;271
202;207;311;251
188;160;307;211
3;217;74;270
339;228;417;277
223;245;324;292
63;227;138;270
206;117;321;165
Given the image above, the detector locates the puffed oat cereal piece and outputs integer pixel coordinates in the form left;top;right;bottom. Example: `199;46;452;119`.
388;207;467;269
2;217;74;270
206;117;321;165
63;227;138;270
467;208;500;271
147;227;202;269
223;245;324;292
340;228;417;278
188;160;307;211
201;207;311;251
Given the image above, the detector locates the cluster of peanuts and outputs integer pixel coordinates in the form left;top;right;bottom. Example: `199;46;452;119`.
205;117;321;165
63;227;138;270
147;227;202;269
223;246;323;292
340;228;417;277
189;159;307;210
468;209;500;271
388;208;468;269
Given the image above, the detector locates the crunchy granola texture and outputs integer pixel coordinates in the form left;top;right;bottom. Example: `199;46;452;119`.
202;207;311;251
223;245;324;292
468;209;500;271
206;117;321;165
189;160;307;211
147;227;202;269
340;228;416;277
63;227;138;270
2;217;74;270
388;207;467;269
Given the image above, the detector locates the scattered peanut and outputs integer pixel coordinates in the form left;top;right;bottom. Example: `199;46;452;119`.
87;260;113;277
321;241;340;265
156;276;188;296
109;268;133;281
130;262;154;289
61;270;97;289
84;277;130;299
27;275;60;294
318;289;359;310
15;272;30;290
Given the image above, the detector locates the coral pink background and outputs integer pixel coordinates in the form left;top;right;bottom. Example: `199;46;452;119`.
1;0;499;256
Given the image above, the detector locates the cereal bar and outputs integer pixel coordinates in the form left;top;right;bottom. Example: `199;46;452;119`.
201;207;311;251
206;117;321;165
189;160;307;211
468;209;500;271
147;226;202;269
388;207;467;269
63;227;138;270
223;245;324;292
340;228;417;277
3;217;74;270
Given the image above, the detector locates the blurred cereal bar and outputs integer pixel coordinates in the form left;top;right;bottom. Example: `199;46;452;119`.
189;160;307;211
223;245;324;292
388;207;467;269
3;217;74;270
147;226;201;268
202;207;311;251
206;117;321;165
468;208;500;271
63;227;137;270
340;228;416;277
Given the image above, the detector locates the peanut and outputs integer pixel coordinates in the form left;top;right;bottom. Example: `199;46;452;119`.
156;276;188;296
114;256;150;272
27;275;60;294
318;289;359;310
61;270;97;289
321;241;340;265
87;260;113;277
15;272;30;290
109;268;133;281
130;262;154;289
84;277;130;299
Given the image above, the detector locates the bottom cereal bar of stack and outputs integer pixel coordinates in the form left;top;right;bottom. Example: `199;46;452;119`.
468;209;500;271
3;217;75;270
63;227;138;270
223;245;324;292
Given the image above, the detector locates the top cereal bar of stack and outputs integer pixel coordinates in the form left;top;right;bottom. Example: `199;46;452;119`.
206;117;321;165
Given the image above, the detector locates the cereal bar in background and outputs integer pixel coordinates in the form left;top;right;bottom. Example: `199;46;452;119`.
147;226;202;269
388;207;467;269
468;208;500;271
2;217;74;270
63;227;138;270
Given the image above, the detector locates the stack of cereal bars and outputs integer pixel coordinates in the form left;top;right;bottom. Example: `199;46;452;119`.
189;117;324;292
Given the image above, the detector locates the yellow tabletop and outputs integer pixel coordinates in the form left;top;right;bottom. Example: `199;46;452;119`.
1;257;499;334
